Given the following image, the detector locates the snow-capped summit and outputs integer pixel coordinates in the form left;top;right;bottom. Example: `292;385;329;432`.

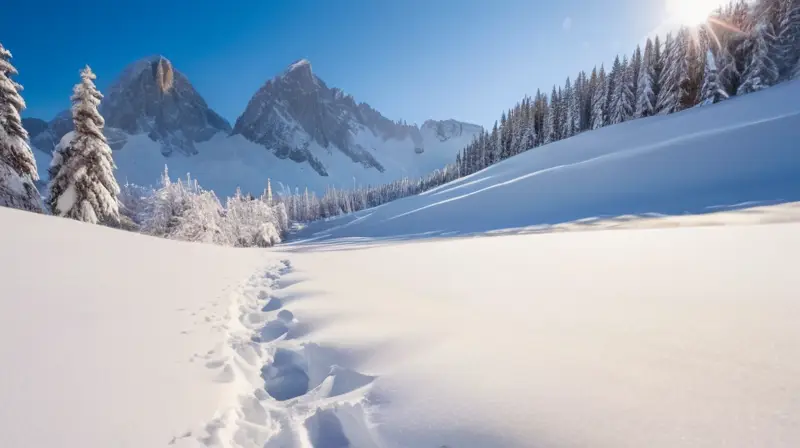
284;58;312;75
233;59;481;176
99;55;231;156
30;56;231;157
24;57;481;196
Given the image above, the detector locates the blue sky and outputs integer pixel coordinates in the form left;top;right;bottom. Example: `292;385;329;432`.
2;0;683;128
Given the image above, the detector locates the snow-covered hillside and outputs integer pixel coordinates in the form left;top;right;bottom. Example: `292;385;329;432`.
3;76;800;448
2;202;799;447
26;57;481;197
292;79;800;242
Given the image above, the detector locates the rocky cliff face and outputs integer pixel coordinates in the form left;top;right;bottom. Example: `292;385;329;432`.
232;60;478;176
100;56;231;156
29;56;230;157
24;57;482;194
421;119;484;142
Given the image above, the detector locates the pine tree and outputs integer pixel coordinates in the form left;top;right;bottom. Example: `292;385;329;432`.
544;86;558;143
653;34;664;103
590;65;607;129
629;45;643;110
657;30;692;114
636;38;657;117
718;1;756;95
48;66;120;224
562;78;575;138
700;49;729;105
776;0;800;77
571;74;583;133
489;121;499;164
0;43;42;212
739;21;780;93
609;56;633;124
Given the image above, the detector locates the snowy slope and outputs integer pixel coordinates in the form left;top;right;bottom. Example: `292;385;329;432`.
293;80;800;241
32;127;475;197
274;212;800;447
0;207;278;447
4;73;800;448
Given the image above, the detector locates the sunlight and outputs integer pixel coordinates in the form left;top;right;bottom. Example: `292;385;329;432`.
665;0;721;25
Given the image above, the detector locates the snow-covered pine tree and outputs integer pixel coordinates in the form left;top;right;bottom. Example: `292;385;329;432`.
657;30;692;114
590;65;607;129
562;78;575;138
738;21;780;94
717;1;756;95
521;101;537;152
544;86;558;143
652;34;664;102
571;74;583;134
578;70;592;131
490;121;500;164
609;55;632;124
636;38;657;117
776;0;800;78
629;45;643;111
47;66;120;224
699;49;729;105
0;43;43;213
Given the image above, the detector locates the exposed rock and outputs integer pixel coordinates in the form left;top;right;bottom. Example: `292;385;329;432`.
28;55;230;157
233;59;480;176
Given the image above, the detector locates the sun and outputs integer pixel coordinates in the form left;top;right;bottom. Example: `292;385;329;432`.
665;0;720;25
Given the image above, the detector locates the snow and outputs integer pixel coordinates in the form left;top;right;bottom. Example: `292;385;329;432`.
2;77;800;447
287;59;311;73
292;80;800;242
0;207;275;447
55;183;76;214
31;121;477;198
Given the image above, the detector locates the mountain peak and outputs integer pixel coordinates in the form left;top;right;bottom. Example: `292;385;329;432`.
287;59;311;71
281;59;314;81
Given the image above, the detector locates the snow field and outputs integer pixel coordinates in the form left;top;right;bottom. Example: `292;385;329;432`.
279;214;800;447
172;259;382;448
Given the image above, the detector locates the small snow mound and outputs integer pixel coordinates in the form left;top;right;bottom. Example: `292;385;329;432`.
319;365;376;399
213;363;236;383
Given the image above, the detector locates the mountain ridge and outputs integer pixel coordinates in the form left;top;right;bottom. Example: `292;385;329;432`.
24;56;482;194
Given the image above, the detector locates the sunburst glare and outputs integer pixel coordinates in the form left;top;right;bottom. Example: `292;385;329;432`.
665;0;724;25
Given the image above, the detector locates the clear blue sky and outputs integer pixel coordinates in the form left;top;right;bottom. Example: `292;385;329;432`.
2;0;681;128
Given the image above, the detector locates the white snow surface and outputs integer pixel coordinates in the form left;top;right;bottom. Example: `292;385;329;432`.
2;80;800;447
33;123;476;198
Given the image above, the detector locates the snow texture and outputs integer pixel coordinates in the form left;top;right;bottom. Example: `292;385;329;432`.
2;62;800;448
293;79;800;242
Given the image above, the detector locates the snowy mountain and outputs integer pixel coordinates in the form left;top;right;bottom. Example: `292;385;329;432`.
3;78;800;447
28;56;231;157
232;59;481;177
25;57;481;196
